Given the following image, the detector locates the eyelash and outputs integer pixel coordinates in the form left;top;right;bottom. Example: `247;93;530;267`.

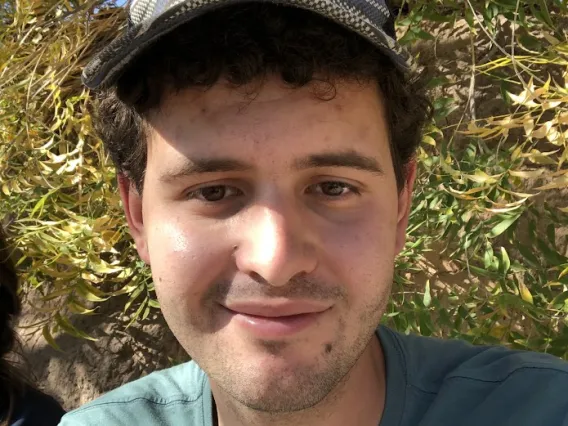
306;181;361;198
186;181;360;202
186;185;243;202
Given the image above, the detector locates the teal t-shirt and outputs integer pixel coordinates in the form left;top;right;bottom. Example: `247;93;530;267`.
59;326;568;425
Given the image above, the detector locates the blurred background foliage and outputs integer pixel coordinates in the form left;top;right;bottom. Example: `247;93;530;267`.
0;0;567;356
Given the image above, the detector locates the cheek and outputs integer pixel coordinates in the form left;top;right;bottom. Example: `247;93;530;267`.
319;207;397;300
146;218;230;304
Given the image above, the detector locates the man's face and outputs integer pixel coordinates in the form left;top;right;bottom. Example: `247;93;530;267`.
121;77;415;412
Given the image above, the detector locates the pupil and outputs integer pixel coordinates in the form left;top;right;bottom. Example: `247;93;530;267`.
322;182;343;196
202;186;225;201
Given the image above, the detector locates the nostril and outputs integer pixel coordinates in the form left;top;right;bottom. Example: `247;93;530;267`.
249;271;269;285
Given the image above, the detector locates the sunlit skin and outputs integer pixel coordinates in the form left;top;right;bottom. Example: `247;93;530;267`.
119;77;416;426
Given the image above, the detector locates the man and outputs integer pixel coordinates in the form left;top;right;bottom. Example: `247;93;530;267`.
60;1;568;425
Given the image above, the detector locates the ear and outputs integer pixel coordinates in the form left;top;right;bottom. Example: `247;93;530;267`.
118;174;150;265
394;160;417;255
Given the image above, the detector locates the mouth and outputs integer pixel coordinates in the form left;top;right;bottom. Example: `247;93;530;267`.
220;300;331;338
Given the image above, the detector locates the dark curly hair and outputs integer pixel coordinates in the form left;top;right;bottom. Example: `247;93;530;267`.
93;3;432;193
0;226;24;425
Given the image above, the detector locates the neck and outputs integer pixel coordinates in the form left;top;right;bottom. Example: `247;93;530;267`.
213;334;386;426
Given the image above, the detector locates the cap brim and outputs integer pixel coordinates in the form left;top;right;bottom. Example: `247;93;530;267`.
82;0;414;90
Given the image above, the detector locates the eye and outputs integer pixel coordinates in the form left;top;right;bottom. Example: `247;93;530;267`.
187;185;243;202
307;181;360;198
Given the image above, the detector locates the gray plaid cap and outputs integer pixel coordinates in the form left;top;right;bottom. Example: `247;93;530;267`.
82;0;414;89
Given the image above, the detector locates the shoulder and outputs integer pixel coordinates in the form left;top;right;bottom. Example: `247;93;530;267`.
380;326;568;391
380;327;568;425
59;361;210;426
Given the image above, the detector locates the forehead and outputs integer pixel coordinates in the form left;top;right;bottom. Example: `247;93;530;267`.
146;78;390;166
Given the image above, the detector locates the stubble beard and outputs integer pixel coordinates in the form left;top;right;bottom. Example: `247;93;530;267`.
208;282;391;415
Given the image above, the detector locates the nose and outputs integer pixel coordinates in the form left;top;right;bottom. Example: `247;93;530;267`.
234;204;318;287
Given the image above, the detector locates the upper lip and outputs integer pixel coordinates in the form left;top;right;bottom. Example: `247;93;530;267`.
222;300;331;317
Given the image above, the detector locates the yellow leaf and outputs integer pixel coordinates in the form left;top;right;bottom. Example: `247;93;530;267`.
101;230;121;247
446;185;490;195
492;117;520;129
536;175;568;190
50;118;62;132
488;324;507;339
487;198;527;208
542;100;562;110
511;146;522;162
464;170;499;184
497;186;536;198
90;260;123;274
93;216;112;233
465;120;491;134
80;272;103;283
531;121;553;139
509;169;544;179
508;79;538;108
486;205;524;213
523;149;559;165
422;135;436;146
543;33;561;46
519;282;534;304
547;126;561;145
534;75;551;96
1;183;10;196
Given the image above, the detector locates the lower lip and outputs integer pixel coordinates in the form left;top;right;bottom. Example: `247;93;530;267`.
224;309;325;339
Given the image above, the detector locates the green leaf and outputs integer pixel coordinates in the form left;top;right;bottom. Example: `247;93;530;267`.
42;324;62;351
468;265;501;280
54;313;96;341
148;299;160;309
419;311;433;336
547;224;557;248
537;0;555;29
536;238;567;266
30;194;47;218
489;215;520;238
76;281;109;302
68;300;97;315
550;291;568;309
484;249;493;269
124;284;145;312
426;76;451;89
518;245;540;268
411;28;435;41
423;280;432;308
127;299;148;328
42;287;72;301
500;247;511;275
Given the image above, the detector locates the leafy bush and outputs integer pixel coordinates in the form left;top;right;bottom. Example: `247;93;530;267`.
0;0;567;356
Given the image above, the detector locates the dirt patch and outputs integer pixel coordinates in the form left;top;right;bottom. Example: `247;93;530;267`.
18;296;187;411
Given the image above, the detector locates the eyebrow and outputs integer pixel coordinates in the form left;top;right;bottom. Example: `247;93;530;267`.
158;158;252;183
158;150;384;183
292;150;384;175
